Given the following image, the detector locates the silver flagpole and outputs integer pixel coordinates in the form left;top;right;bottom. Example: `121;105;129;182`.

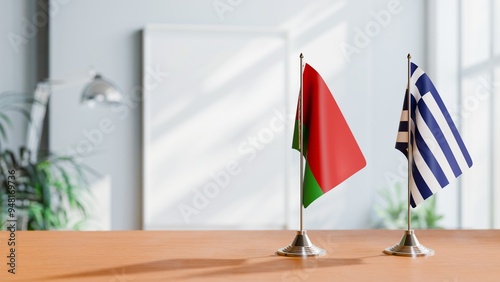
299;53;304;233
407;53;412;233
277;53;325;257
383;54;434;257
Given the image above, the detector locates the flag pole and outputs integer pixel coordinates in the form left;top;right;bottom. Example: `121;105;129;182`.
383;53;434;257
299;52;304;232
277;53;325;257
406;53;412;233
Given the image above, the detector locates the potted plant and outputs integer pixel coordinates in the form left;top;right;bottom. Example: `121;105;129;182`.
373;181;444;229
0;92;93;230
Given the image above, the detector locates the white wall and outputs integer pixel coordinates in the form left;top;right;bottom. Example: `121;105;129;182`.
428;0;500;229
49;0;425;230
0;0;38;150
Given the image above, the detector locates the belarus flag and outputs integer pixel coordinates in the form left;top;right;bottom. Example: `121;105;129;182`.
293;63;366;208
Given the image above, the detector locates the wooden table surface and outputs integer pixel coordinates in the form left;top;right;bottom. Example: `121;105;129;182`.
0;229;499;281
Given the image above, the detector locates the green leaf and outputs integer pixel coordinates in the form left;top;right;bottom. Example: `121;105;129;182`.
0;112;13;126
373;183;444;229
1;144;93;230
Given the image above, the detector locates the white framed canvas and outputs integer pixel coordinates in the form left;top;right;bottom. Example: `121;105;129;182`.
142;24;291;229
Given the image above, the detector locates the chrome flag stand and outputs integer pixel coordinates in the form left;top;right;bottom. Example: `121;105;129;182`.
277;54;325;257
277;230;326;257
384;230;434;257
383;54;434;257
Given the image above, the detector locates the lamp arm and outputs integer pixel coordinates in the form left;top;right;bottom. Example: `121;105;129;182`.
42;68;96;89
25;82;51;162
25;68;96;160
25;68;121;160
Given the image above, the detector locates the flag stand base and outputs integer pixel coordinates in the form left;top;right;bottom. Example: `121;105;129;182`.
277;230;326;257
383;230;434;257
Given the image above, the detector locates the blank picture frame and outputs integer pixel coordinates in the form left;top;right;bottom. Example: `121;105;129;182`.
142;24;291;230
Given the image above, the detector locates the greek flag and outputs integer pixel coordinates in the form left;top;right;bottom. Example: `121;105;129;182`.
396;62;473;208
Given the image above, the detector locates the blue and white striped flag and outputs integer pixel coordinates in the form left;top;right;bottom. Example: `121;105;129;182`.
396;62;473;208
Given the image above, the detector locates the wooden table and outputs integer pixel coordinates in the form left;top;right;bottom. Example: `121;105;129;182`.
0;230;499;281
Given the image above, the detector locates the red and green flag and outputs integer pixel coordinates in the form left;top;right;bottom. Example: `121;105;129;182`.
293;63;366;208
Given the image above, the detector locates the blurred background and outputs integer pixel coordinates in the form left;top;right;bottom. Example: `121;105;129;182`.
0;0;498;230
